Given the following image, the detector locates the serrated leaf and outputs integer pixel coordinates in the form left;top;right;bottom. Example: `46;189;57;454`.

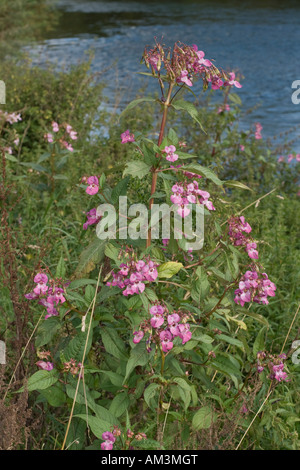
118;98;157;120
75;238;107;277
100;327;127;361
179;163;222;186
56;254;66;278
109;392;130;418
124;341;150;383
144;383;160;408
192;406;215;430
253;326;267;357
123;160;151;180
223;180;253;191
19;369;59;393
171;99;205;133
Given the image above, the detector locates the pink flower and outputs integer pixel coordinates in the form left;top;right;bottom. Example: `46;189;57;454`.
61;141;74;152
133;330;144;344
254;122;262;139
121;129;135;143
150;314;164;328
240;145;245;151
177;70;193;87
36;361;54;371
163;145;179;162
52;121;59;132
5;112;22;124
44;133;54;143
101;431;116;450
33;273;49;295
224;72;242;88
177;324;192;345
246;242;259;260
86;176;99;195
192;46;212;67
277;155;285;163
83;208;101;230
217;104;231;114
288;154;294;163
160;330;173;353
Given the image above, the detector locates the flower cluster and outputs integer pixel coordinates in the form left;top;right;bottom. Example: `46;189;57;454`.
133;303;193;353
228;215;258;260
162;144;179;162
143;40;241;92
121;129;135;143
254;122;262;140
44;121;77;151
278;153;300;163
101;431;116;450
101;427;147;450
171;180;215;218
107;250;159;296
217;104;231;114
234;266;276;307
0;110;22;125
256;351;288;382
62;358;83;377
25;272;68;319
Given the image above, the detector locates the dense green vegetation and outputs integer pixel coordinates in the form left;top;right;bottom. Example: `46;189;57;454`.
0;3;299;451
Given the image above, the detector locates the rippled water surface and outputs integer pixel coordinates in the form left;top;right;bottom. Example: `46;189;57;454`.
30;0;300;149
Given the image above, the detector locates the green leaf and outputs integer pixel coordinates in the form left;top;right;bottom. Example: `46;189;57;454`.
210;354;242;378
179;163;222;186
109;392;130;418
167;128;179;145
217;334;244;350
124;341;150;383
40;384;66;407
228;93;242;106
223;180;253;191
68;279;98;290
157;261;183;279
75;414;116;439
56;254;66;278
75;238;107;277
144;383;160;408
253;326;267;357
35;316;61;347
19;369;59;393
118;98;157;120
171;99;205;133
192;406;215;430
111;176;130;203
64;330;93;363
100;370;124;387
123;160;151;180
100;327;127;361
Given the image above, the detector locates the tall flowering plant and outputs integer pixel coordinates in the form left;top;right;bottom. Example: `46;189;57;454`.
22;40;285;451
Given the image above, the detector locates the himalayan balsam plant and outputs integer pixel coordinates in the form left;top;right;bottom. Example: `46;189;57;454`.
21;40;288;451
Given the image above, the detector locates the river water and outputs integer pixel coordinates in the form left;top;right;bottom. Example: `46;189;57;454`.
29;0;300;151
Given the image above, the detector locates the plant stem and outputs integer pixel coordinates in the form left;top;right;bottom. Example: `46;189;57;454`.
146;82;174;248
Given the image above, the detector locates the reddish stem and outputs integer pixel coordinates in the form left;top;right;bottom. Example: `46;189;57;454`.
146;83;174;248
